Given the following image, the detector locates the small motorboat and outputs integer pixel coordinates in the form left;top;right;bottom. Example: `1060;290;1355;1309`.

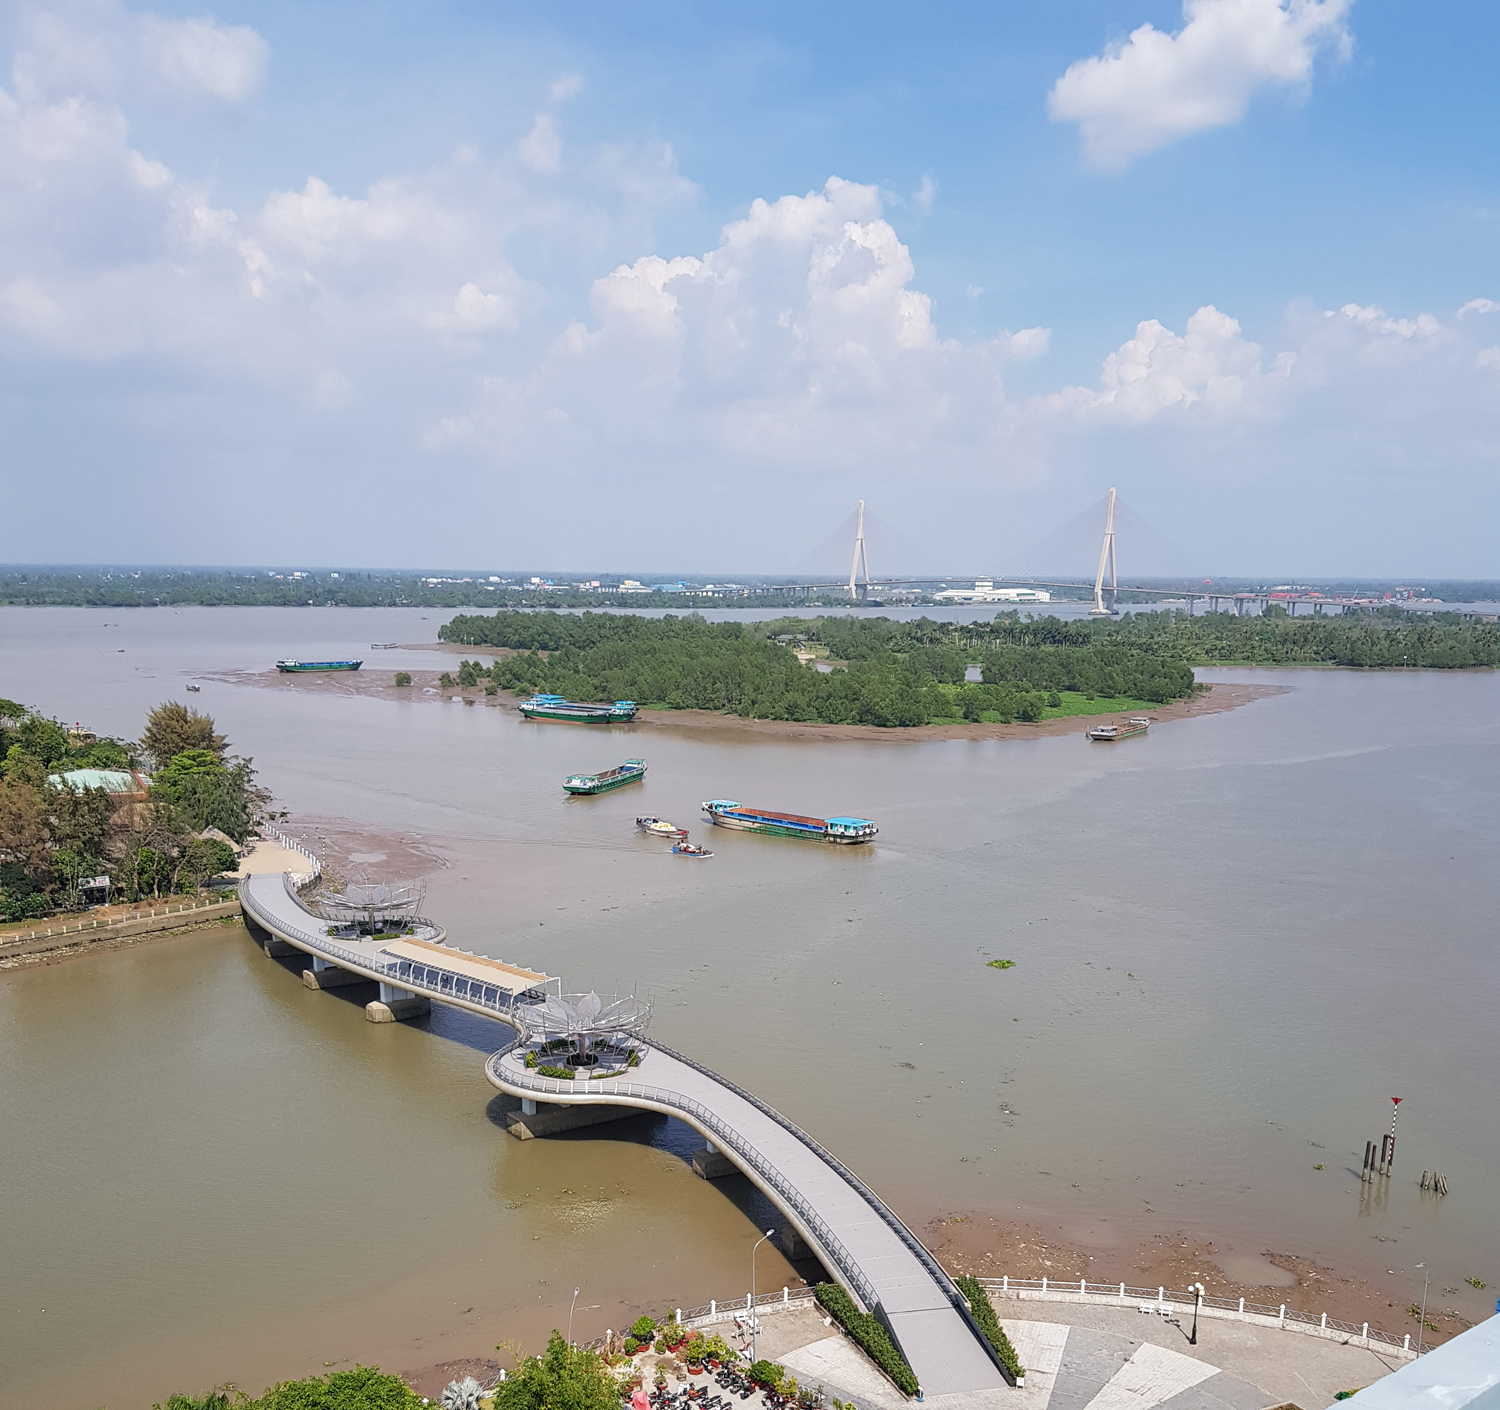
185;683;201;692
636;816;688;838
672;841;713;857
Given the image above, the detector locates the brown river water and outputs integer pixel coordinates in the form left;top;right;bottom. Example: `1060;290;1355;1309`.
1;607;1496;1408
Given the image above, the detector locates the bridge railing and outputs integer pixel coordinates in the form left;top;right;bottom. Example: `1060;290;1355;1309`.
644;1036;983;1341
979;1277;1415;1356
487;1043;880;1312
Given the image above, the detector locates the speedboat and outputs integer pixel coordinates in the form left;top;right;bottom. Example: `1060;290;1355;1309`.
636;816;688;838
672;841;713;857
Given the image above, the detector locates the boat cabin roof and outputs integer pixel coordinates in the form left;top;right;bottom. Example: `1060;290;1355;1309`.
826;817;875;827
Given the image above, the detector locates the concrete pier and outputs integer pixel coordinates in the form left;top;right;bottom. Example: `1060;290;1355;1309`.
302;962;365;989
365;981;432;1023
500;1096;638;1140
692;1143;738;1179
366;996;432;1022
261;936;301;958
776;1224;812;1260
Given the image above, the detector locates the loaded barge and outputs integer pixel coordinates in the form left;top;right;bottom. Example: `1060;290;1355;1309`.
276;659;362;673
520;694;638;723
564;760;646;794
701;800;877;844
1087;717;1150;742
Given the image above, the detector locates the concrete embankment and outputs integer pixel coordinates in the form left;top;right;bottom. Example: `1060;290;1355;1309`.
0;898;242;963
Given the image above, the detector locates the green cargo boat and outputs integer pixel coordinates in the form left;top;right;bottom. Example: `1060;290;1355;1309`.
276;658;362;672
519;694;638;723
564;759;646;794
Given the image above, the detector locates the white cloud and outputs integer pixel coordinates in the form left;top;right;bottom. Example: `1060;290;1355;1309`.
548;72;584;103
517;112;562;172
1477;348;1500;373
1042;305;1293;420
913;174;937;216
140;15;268;101
1328;303;1439;339
1049;0;1352;170
1457;298;1498;318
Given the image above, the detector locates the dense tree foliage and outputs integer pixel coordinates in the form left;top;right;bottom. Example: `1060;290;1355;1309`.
493;1332;623;1410
154;1366;422;1410
438;611;1196;725
0;700;268;920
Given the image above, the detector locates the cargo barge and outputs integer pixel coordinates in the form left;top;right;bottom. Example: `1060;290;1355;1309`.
519;694;638;723
700;800;877;844
276;659;362;673
564;760;646;794
1087;717;1150;742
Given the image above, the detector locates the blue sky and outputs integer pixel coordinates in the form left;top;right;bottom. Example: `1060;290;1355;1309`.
2;1;1497;574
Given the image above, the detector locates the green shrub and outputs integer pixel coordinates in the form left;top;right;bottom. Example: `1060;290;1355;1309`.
629;1314;658;1340
748;1359;784;1387
536;1064;575;1080
524;1050;537;1069
814;1283;918;1396
485;683;498;696
621;1337;639;1354
955;1275;1024;1382
438;672;455;688
393;672;411;687
626;1049;641;1067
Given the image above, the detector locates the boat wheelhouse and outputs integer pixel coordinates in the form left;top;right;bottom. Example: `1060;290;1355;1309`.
563;760;646;794
700;800;877;844
519;694;638;723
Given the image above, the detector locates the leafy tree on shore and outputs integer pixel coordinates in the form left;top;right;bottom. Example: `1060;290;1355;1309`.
493;1333;622;1410
141;702;228;769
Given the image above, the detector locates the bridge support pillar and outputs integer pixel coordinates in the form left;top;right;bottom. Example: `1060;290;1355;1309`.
500;1096;638;1140
366;982;431;1023
303;960;365;989
262;936;301;958
692;1144;737;1180
776;1225;812;1260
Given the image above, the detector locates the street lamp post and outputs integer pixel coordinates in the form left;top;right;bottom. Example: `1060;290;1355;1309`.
568;1286;581;1348
750;1230;774;1364
1189;1283;1205;1346
1416;1265;1430;1354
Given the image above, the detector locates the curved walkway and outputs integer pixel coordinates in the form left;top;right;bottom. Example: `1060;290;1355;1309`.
238;871;1004;1398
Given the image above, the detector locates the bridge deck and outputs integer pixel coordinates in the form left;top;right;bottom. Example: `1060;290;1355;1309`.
239;872;1004;1398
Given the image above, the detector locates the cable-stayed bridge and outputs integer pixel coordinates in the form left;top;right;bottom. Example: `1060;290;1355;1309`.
787;494;1372;616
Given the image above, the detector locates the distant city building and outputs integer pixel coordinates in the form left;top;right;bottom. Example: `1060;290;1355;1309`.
933;580;1051;603
617;580;652;593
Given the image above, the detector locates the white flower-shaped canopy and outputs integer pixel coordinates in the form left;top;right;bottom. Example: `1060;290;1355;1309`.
523;990;651;1042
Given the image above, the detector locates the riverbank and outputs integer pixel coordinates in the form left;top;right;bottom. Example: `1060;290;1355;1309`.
924;1215;1469;1346
208;666;1286;740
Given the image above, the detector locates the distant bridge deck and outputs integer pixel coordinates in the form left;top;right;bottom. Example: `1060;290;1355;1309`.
238;871;1006;1398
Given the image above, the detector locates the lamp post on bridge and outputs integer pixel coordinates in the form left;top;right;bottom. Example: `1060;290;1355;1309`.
568;1286;581;1348
751;1229;774;1364
1189;1283;1205;1346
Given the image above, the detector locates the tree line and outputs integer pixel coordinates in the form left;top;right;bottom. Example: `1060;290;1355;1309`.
0;699;271;922
437;611;1197;727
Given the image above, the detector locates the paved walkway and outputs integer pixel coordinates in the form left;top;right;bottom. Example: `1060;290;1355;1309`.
996;1302;1407;1410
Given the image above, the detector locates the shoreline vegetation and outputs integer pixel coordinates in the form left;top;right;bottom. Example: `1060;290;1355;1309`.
0;698;271;924
437;612;1201;727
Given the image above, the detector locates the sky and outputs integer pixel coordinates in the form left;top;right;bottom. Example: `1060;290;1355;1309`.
1;0;1497;576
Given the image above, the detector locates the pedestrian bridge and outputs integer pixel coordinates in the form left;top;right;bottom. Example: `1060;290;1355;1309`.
238;871;1007;1398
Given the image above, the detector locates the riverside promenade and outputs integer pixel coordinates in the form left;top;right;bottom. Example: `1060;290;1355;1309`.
237;870;1006;1399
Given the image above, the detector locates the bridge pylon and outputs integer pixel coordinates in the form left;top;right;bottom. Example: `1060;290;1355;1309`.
848;500;870;602
1090;486;1119;617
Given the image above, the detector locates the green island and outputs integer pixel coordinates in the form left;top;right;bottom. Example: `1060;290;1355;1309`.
0;699;270;924
435;605;1500;728
438;611;1198;727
